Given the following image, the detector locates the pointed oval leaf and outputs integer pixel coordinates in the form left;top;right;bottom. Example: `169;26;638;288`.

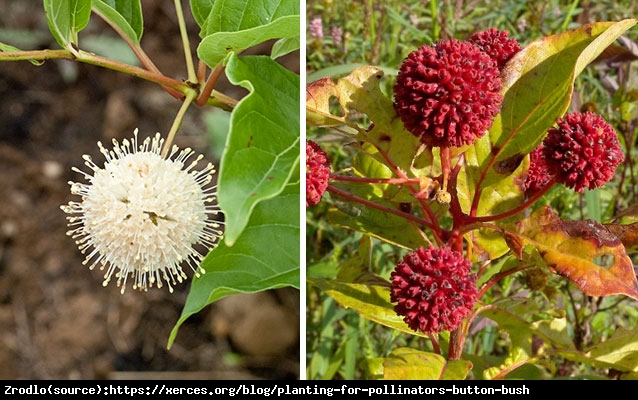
92;0;144;44
473;19;637;190
189;0;214;29
307;278;430;339
383;348;472;380
218;54;299;245
198;15;299;68
168;181;299;348
503;206;638;299
271;36;300;60
201;0;298;36
44;0;92;50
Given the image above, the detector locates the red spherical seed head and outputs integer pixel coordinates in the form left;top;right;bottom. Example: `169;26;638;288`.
524;145;556;197
390;246;478;334
393;39;503;148
542;111;624;193
470;28;522;69
306;140;331;207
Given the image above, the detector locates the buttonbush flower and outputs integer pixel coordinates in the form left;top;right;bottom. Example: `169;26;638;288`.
542;111;624;193
306;140;330;207
61;130;224;294
469;28;522;69
524;145;555;197
390;245;478;334
393;39;503;148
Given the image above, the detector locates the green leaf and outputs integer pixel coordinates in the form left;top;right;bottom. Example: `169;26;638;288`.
201;0;299;36
503;206;638;300
44;0;92;50
307;278;430;339
91;0;144;44
0;42;44;66
383;348;473;380
559;328;638;372
168;180;299;348
471;19;637;192
189;0;215;28
198;15;300;68
271;35;300;59
218;54;299;245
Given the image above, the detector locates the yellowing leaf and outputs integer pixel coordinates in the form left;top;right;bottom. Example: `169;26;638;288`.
504;206;638;300
307;278;430;339
383;348;472;380
306;77;344;127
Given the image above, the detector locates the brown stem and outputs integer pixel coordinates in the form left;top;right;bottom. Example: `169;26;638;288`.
91;7;183;99
196;63;225;106
448;327;463;360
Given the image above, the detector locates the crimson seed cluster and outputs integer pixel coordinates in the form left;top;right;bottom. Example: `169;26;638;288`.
306;28;625;335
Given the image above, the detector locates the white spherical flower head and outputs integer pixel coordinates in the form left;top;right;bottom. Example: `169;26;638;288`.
61;129;224;294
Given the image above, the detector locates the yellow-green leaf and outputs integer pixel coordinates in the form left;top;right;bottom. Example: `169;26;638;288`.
383;348;472;380
559;328;638;372
307;278;429;339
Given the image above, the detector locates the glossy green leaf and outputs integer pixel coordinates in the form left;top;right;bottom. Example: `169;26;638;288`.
219;54;299;245
168;180;299;348
200;0;298;36
383;348;472;380
307;278;429;339
198;15;299;68
503;206;638;299
44;0;92;50
92;0;143;44
189;0;215;28
470;19;637;192
271;36;300;59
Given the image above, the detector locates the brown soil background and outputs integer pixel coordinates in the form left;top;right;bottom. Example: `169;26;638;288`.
0;1;300;380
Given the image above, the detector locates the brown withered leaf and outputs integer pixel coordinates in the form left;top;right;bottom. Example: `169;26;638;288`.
604;222;638;253
504;206;638;300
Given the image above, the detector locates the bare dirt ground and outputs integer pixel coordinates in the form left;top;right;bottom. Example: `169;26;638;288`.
0;1;300;380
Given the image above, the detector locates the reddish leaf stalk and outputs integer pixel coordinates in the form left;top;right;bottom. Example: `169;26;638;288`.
326;184;436;231
196;63;225;106
464;176;558;223
330;174;421;185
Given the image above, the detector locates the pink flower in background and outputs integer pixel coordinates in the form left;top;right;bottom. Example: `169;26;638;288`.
309;17;323;39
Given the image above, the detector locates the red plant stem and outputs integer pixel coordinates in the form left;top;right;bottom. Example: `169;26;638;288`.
371;145;443;241
478;265;529;299
196;63;225;106
464;176;558;223
429;334;441;355
326;185;436;231
447;154;466;250
330;174;421;185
